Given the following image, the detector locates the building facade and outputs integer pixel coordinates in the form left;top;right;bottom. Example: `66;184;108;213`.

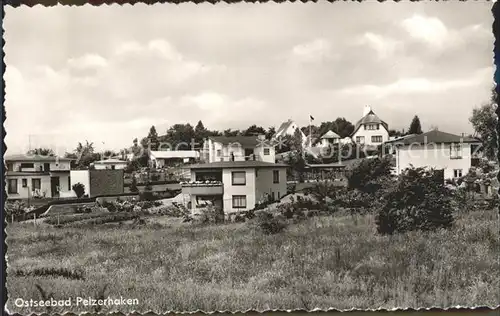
92;159;128;170
201;135;275;164
385;130;482;180
70;169;124;197
150;150;200;168
351;106;389;147
5;154;73;200
182;161;288;214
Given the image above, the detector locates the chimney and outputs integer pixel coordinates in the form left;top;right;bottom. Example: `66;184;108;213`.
363;105;372;117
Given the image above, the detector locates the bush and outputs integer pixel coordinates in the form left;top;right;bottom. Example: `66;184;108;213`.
254;211;288;235
305;181;341;205
72;183;86;198
376;167;454;235
130;176;139;193
348;157;393;193
199;206;225;224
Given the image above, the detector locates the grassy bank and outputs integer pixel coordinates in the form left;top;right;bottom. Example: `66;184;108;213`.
6;209;499;313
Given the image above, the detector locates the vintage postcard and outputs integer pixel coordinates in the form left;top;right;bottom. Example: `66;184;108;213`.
3;1;499;314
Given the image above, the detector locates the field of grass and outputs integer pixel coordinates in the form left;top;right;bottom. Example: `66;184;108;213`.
6;209;499;314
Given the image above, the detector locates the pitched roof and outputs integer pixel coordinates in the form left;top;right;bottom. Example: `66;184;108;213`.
4;154;73;162
385;130;481;145
320;130;341;139
188;160;288;169
275;119;294;137
208;136;265;147
352;110;389;135
150;150;200;159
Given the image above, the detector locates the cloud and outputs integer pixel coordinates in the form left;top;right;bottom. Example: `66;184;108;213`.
401;14;449;47
290;38;334;63
67;54;108;69
340;68;491;99
358;32;402;59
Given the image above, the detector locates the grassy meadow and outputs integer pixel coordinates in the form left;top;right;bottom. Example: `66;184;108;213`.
6;209;500;313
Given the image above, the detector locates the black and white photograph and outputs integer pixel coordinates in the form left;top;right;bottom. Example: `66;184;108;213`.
3;1;499;314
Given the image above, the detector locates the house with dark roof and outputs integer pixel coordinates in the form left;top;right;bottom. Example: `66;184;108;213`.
5;154;74;200
351;105;389;146
384;129;482;180
181;160;288;214
201;135;275;164
316;130;341;147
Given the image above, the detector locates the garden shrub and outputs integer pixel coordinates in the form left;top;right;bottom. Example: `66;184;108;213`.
254;211;288;235
72;183;86;198
347;157;393;194
375;167;454;235
199;206;225;224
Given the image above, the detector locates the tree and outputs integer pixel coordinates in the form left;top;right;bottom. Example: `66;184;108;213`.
470;88;498;161
265;127;276;140
72;140;99;169
194;120;208;147
223;129;241;137
408;115;423;134
243;125;267;137
287;129;307;182
72;182;86;198
161;124;196;150
348;156;393;193
27;148;55;156
147;126;160;151
389;129;404;137
376;167;454;235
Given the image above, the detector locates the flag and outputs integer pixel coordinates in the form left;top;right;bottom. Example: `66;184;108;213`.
310;115;315;121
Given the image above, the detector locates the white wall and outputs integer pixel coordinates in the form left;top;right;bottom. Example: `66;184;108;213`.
222;168;256;213
94;163;127;170
6;175;52;199
352;125;389;146
254;146;275;163
70;170;91;196
254;167;287;204
8;160;71;172
396;144;473;180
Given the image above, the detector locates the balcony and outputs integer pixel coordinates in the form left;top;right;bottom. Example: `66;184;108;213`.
181;181;223;195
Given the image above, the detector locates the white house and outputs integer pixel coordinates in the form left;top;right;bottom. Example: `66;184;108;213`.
181;160;288;214
316;130;341;147
150;150;200;168
5;154;73;200
92;158;128;170
274;119;309;147
201;135;275;164
351;106;389;146
384;130;482;180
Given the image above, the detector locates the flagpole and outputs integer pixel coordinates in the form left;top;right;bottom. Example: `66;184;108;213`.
309;116;312;147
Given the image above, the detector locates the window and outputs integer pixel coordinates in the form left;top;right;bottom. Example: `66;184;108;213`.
450;144;463;159
232;171;246;185
453;169;463;178
232;195;247;209
68;177;71;190
278;192;281;200
356;136;365;144
365;124;378;131
273;170;280;183
216;149;222;157
7;179;18;194
6;163;13;171
20;163;34;169
111;165;116;170
264;148;270;155
32;178;41;191
271;191;275;201
22;179;27;188
371;136;383;143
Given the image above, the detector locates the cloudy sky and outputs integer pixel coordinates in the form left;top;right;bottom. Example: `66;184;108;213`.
4;2;493;154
